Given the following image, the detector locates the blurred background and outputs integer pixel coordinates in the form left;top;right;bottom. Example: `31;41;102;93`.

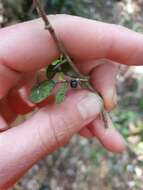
1;0;143;189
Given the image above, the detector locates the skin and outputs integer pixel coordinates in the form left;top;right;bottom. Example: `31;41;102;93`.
0;15;143;188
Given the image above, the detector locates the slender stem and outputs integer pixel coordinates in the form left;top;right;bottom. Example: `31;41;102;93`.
33;0;109;128
55;78;89;83
33;0;83;76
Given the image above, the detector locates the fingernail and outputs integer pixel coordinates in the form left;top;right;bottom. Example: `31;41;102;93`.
105;88;117;111
0;117;9;131
77;93;103;120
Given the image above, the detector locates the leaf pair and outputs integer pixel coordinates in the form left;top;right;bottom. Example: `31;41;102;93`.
46;56;78;80
29;79;68;104
29;56;78;104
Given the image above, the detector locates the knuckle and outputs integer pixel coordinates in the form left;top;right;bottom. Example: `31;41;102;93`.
50;113;72;147
35;111;59;153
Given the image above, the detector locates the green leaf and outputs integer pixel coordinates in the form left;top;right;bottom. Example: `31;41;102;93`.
58;72;65;80
61;62;78;78
46;64;59;80
29;80;56;103
60;61;71;73
52;59;61;66
55;83;68;104
46;57;66;80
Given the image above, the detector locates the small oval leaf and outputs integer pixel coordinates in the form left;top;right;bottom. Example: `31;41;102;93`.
46;64;59;80
55;83;68;104
61;62;78;78
29;80;56;103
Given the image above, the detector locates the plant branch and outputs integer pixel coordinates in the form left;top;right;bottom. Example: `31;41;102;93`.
33;0;81;75
33;0;109;128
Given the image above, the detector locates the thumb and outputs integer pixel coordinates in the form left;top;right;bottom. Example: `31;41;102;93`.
0;90;102;188
90;60;118;111
33;90;103;152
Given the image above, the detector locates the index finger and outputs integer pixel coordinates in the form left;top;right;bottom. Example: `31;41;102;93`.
0;14;143;97
1;15;143;71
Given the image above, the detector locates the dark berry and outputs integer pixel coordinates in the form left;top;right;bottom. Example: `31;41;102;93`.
70;79;78;88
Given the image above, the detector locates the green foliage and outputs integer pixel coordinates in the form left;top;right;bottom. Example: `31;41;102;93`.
55;83;68;104
46;56;73;80
61;62;78;78
30;54;80;105
4;0;33;21
138;97;143;110
29;79;56;103
50;0;67;12
41;0;67;14
46;64;60;80
114;110;138;138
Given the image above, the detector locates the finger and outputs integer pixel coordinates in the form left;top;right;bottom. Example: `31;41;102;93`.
35;90;102;150
0;15;143;97
7;88;35;115
0;98;17;131
76;59;101;75
1;15;143;71
7;71;66;114
7;71;68;114
79;126;94;138
90;60;119;111
0;90;102;188
0;116;9;131
0;98;17;124
88;116;126;153
7;73;36;115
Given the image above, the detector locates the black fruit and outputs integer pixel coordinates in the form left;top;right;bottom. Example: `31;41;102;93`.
70;79;78;88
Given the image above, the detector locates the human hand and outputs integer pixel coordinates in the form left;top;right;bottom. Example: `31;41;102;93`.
0;15;143;189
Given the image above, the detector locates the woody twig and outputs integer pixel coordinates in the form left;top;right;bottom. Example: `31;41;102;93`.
33;0;110;128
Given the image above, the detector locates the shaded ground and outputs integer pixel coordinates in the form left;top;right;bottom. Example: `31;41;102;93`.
1;0;143;190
